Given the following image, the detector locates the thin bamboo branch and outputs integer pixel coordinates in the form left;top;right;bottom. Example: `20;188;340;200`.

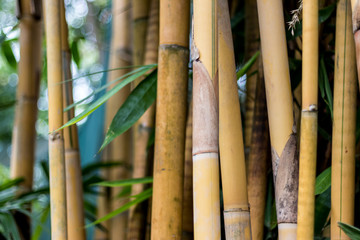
296;0;318;239
60;1;86;239
150;0;190;239
218;0;250;238
257;0;299;238
44;0;68;238
331;0;357;238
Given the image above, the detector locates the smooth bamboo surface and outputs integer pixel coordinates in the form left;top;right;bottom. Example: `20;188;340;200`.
150;0;190;238
95;0;132;239
44;0;67;237
10;1;42;237
128;0;159;239
132;0;150;69
192;0;221;239
331;0;357;238
182;102;193;239
108;0;132;239
11;0;42;192
257;0;298;238
247;60;269;240
60;1;86;239
218;0;250;238
297;0;318;239
244;0;260;150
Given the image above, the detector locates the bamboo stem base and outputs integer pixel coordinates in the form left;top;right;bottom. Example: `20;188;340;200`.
224;209;251;239
278;223;297;240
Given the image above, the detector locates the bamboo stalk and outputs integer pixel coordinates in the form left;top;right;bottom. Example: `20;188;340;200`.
218;0;250;238
44;0;67;238
182;101;193;239
150;0;190;239
10;0;42;238
95;0;132;239
244;0;260;151
350;0;360;89
296;0;318;239
132;0;150;68
331;0;357;238
247;56;269;240
128;0;159;239
257;0;299;238
192;0;221;239
60;1;86;239
108;1;132;239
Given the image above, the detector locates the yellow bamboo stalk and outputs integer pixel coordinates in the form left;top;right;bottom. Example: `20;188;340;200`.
182;101;193;239
350;0;360;89
247;56;269;240
296;0;318;239
218;0;250;238
10;0;42;238
132;0;150;68
60;1;86;239
192;0;221;239
331;0;357;238
95;0;132;239
244;0;260;150
257;0;298;238
44;0;67;238
128;0;159;239
150;0;190;239
108;0;132;239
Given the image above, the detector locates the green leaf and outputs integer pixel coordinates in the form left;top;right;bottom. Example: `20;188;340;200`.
314;188;331;235
99;70;157;151
82;161;124;176
0;178;23;192
1;41;17;69
236;51;260;79
319;57;333;119
71;40;80;68
94;177;153;187
64;66;154;112
338;222;360;239
319;3;336;23
57;66;156;131
86;188;152;227
315;167;331;195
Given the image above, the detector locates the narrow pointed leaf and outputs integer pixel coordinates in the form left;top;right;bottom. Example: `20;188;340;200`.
94;177;153;187
338;222;360;239
57;66;156;131
99;70;157;151
315;167;331;195
236;51;260;79
86;188;152;227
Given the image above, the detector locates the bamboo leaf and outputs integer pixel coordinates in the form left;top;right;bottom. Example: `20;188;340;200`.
99;70;157;151
86;188;152;227
338;222;360;239
236;51;260;79
1;41;17;69
0;178;23;192
64;66;153;112
71;40;80;68
57;66;156;131
319;57;333;118
82;161;124;176
319;3;336;23
314;188;331;235
315;167;331;195
94;177;153;187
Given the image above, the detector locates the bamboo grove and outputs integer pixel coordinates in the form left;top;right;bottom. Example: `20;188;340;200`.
5;0;360;239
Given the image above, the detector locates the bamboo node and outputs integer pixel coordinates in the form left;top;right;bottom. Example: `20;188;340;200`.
49;132;61;141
